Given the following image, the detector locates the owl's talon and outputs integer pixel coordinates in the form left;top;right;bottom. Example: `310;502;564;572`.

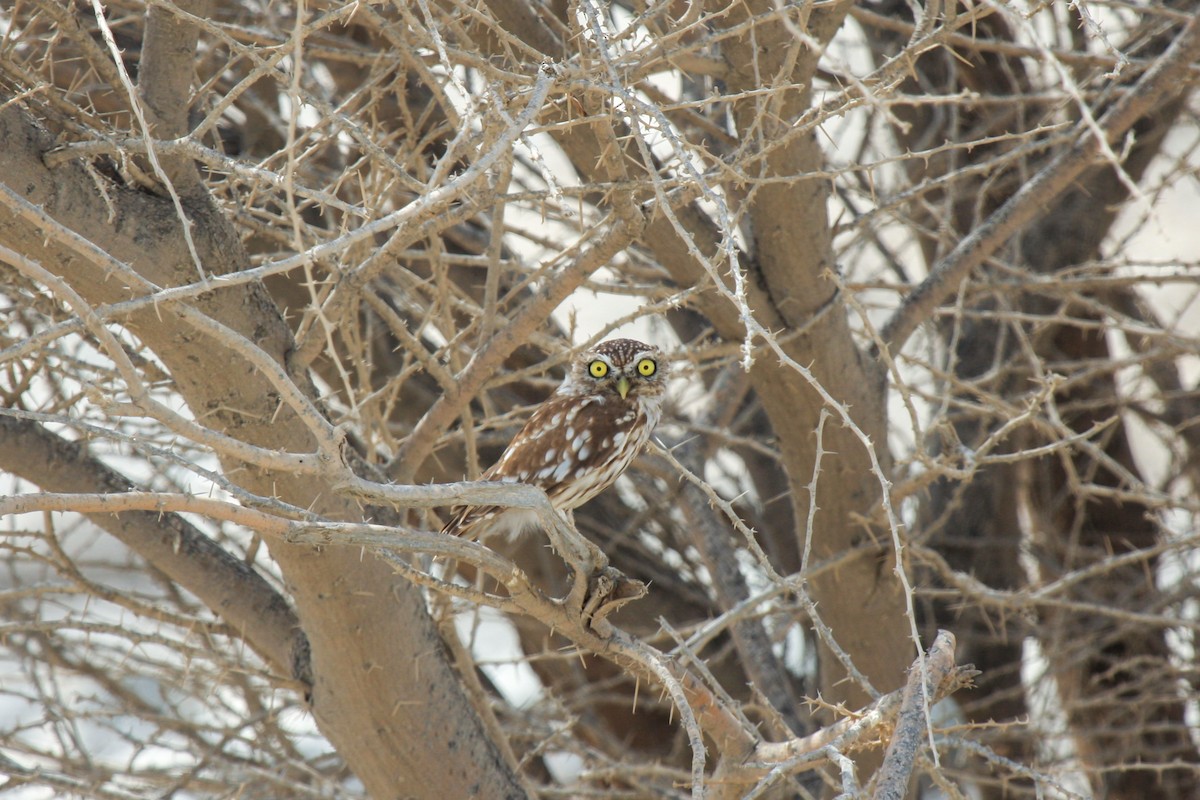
581;567;647;634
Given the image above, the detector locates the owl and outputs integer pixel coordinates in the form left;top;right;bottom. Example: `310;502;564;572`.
443;338;668;539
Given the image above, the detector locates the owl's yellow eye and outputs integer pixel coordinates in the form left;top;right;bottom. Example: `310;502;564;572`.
588;360;609;378
636;358;657;377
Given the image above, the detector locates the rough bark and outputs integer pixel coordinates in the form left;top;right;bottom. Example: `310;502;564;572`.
0;100;526;800
0;413;304;679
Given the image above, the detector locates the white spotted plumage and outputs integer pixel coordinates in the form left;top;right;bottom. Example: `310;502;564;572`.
443;339;668;539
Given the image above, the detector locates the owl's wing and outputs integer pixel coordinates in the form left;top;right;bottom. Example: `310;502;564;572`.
441;398;568;536
487;394;632;495
443;394;642;536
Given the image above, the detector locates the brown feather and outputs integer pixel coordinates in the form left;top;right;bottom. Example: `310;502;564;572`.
443;339;666;538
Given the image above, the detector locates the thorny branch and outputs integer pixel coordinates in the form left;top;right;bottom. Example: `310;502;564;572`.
2;0;1199;798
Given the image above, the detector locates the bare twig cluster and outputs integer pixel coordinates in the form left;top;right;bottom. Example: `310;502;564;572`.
1;1;1198;799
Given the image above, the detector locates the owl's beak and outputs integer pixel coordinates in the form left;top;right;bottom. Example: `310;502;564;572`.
616;376;631;399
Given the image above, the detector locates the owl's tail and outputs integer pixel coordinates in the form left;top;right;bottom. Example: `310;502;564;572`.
441;505;491;537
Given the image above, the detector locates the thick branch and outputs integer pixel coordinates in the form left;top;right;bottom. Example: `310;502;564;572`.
872;632;960;800
881;14;1200;352
0;414;306;684
137;0;211;191
0;96;528;800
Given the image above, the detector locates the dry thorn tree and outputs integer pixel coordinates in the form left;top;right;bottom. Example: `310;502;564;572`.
1;1;1198;798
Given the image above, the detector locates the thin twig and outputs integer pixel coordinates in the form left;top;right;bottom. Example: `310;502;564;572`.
880;14;1200;353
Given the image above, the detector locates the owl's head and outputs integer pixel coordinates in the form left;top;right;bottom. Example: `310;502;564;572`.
563;338;668;401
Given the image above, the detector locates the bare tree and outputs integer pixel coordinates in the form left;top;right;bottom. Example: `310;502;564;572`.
1;1;1197;798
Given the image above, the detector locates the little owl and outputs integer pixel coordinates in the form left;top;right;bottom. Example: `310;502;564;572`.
443;338;668;539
